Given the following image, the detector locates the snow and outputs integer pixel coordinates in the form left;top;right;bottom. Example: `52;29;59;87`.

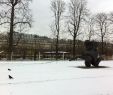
0;60;113;95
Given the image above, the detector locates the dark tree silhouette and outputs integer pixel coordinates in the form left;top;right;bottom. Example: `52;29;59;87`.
50;0;65;60
95;13;109;54
67;0;88;58
0;0;32;60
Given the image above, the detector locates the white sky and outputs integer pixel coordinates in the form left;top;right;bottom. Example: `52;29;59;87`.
29;0;113;37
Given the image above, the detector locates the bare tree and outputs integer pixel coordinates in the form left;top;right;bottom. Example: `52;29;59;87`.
94;13;110;54
86;16;95;41
109;12;113;23
67;0;88;58
109;12;113;39
0;0;32;60
50;0;65;60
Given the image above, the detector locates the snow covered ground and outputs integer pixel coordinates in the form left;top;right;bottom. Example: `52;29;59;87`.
0;60;113;95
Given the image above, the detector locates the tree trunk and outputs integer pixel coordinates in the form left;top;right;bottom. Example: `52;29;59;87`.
56;34;59;60
73;34;76;58
101;36;104;55
23;50;26;60
8;5;15;60
55;16;60;60
34;51;37;60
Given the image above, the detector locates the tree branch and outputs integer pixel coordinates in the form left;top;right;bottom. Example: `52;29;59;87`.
13;21;31;27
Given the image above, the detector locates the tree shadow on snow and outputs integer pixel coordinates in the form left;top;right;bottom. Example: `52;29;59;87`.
76;66;110;69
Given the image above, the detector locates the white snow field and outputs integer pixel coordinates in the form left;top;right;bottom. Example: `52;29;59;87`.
0;60;113;95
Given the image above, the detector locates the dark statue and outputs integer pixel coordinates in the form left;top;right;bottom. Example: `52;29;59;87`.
69;40;102;67
82;40;102;67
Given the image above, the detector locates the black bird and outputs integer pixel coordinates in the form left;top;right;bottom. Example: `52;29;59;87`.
8;75;13;79
8;68;11;71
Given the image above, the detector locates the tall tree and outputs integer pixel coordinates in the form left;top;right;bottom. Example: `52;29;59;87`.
51;0;65;60
0;0;32;60
67;0;88;58
95;13;109;54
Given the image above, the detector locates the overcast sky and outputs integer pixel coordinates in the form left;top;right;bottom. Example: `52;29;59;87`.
29;0;113;37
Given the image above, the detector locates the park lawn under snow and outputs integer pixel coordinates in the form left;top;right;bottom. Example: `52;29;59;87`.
0;60;113;95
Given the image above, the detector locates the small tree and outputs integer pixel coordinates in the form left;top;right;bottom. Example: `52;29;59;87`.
50;0;65;60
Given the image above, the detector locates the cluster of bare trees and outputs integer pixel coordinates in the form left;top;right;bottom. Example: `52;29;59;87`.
51;0;113;59
0;0;32;60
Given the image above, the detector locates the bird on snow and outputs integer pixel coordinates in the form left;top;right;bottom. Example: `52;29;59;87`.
8;68;11;71
8;75;13;79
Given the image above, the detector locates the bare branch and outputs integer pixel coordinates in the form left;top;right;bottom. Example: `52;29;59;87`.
13;21;31;27
0;22;10;25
